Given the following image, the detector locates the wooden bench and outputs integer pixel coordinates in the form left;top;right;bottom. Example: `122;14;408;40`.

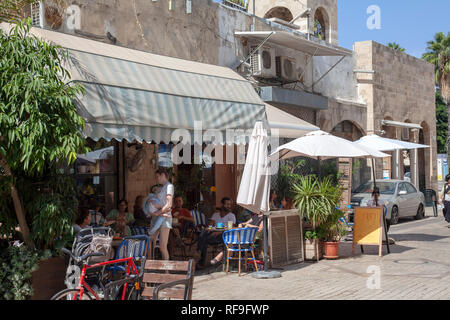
141;259;195;300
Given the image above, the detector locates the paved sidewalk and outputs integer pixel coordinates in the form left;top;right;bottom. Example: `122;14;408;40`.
192;209;450;300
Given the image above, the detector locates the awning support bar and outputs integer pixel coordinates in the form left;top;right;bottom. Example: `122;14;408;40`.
311;56;346;91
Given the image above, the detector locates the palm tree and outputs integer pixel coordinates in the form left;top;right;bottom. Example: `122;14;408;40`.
423;32;450;157
387;42;406;52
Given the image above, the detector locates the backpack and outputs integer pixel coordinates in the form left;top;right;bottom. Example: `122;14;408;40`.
84;233;113;263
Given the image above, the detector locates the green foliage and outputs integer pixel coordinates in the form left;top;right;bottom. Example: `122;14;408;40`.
276;160;306;199
0;19;88;174
304;229;326;241
0;242;51;300
0;0;34;23
422;32;450;90
387;42;406;52
0;19;87;249
317;208;348;242
436;92;448;153
292;176;342;229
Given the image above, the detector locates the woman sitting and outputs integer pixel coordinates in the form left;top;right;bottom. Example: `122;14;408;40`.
73;207;91;234
105;199;135;236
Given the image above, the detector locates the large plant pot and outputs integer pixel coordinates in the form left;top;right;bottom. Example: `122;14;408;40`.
30;257;67;300
304;239;323;261
323;241;339;259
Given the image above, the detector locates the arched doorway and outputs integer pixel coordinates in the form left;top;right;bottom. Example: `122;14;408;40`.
264;7;294;22
313;7;330;41
331;120;369;197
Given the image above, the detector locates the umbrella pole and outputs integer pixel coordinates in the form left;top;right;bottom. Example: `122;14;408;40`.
252;212;281;279
372;158;378;206
263;214;268;272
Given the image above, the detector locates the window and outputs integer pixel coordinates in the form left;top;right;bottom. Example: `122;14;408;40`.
406;183;417;194
313;8;329;41
398;183;407;194
74;140;118;215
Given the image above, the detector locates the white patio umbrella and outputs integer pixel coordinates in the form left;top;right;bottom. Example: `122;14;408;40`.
354;134;429;152
77;146;115;163
236;121;279;278
270;130;390;161
354;134;430;189
236;121;271;214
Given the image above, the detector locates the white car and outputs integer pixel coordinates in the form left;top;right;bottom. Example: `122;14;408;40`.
351;180;426;229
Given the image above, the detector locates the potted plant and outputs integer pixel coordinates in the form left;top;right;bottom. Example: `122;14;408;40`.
293;176;343;262
319;209;349;259
303;230;325;261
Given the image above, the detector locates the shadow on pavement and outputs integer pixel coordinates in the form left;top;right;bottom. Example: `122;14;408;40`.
390;233;450;242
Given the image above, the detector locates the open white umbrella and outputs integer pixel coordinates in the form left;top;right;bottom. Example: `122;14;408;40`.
270;130;390;161
354;134;430;187
354;134;429;152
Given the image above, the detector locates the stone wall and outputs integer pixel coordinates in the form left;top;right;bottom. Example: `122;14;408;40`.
354;40;437;191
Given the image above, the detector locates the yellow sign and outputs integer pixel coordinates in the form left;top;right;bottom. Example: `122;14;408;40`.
352;207;384;256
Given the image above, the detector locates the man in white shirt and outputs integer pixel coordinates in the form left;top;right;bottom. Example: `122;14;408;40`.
197;197;236;268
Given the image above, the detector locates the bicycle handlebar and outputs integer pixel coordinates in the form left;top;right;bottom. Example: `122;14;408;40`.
62;248;105;263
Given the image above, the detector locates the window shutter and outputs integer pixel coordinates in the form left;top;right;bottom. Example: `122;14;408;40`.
31;1;44;28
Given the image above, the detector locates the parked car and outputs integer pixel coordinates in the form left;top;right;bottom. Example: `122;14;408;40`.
351;180;425;229
404;172;411;182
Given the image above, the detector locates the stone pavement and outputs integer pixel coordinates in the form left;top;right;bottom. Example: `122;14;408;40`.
192;208;450;300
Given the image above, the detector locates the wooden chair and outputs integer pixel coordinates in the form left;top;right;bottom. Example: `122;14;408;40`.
141;259;195;300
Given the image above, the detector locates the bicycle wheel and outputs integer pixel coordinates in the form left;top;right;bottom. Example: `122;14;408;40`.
50;288;97;300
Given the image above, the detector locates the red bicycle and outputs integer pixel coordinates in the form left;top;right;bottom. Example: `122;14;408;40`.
51;248;144;300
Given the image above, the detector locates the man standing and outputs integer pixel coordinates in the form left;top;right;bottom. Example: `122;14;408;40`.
197;197;236;268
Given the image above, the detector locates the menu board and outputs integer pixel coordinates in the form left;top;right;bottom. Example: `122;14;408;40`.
352;207;384;257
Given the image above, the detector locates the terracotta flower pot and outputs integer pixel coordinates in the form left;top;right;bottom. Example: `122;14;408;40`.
323;241;339;259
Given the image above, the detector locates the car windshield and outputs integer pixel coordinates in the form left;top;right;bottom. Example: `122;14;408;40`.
353;182;396;195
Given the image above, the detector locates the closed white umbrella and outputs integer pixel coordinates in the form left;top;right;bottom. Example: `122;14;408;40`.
237;122;278;278
270;130;390;161
237;121;270;215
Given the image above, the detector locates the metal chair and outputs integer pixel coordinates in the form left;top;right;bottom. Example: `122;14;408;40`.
130;225;160;259
106;235;150;276
222;227;259;276
423;189;437;217
182;209;207;248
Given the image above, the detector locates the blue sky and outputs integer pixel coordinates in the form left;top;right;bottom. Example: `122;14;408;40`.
214;0;450;58
338;0;450;58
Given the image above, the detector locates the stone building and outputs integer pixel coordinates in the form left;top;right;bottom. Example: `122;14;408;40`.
29;0;437;211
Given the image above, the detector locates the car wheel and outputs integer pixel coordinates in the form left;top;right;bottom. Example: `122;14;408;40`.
415;204;425;220
390;206;399;225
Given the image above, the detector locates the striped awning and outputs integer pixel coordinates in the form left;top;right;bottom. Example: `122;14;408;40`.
2;23;267;145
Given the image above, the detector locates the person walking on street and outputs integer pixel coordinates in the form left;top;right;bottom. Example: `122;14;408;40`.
438;175;450;225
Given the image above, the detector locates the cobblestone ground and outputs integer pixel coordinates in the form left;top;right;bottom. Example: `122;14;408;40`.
192;208;450;300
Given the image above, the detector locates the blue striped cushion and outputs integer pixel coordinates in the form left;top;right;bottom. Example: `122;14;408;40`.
222;228;257;245
190;209;206;226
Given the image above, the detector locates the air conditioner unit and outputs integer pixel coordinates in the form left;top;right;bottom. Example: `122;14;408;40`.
250;46;276;78
276;56;297;82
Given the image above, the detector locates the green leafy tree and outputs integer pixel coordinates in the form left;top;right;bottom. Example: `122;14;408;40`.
436;92;448;153
387;42;406;52
0;19;88;248
423;32;450;158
